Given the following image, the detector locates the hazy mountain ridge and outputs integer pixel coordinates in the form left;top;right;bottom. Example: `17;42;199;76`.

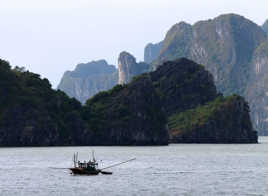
58;52;150;103
57;60;118;104
144;41;163;64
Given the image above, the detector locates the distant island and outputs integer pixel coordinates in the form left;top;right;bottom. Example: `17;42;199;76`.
0;58;257;146
58;13;268;136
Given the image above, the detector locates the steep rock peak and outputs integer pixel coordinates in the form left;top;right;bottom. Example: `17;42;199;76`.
118;51;137;84
214;13;247;21
166;22;192;37
155;22;193;69
174;21;192;29
118;51;137;68
118;51;149;84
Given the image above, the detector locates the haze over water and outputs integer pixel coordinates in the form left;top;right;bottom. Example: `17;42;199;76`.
1;137;267;196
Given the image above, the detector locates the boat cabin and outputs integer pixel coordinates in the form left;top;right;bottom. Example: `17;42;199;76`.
77;160;98;169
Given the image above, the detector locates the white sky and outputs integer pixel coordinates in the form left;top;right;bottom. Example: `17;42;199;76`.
0;0;267;87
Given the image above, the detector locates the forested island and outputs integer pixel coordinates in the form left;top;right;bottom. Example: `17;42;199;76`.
0;58;257;146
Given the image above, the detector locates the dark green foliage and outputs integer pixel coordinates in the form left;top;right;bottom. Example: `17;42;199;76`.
83;58;256;144
169;96;231;131
168;95;257;143
0;59;168;146
0;57;257;146
83;75;168;145
0;60;19;110
85;84;126;106
150;58;217;115
0;59;84;146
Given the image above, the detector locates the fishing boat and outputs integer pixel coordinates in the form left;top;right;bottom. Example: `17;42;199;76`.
69;151;135;175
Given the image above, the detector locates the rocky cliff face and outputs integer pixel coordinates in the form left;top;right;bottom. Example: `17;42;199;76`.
262;20;268;34
0;58;257;146
144;41;163;64
151;59;256;143
169;95;257;143
57;60;118;103
155;14;266;95
58;53;150;103
86;58;257;144
149;14;268;135
118;51;149;84
245;40;268;135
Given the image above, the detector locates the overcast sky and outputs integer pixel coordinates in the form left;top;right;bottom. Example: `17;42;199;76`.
0;0;267;87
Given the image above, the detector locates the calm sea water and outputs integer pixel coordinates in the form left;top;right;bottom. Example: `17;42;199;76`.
0;137;267;196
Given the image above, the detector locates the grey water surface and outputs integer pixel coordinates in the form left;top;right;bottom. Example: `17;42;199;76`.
0;137;267;196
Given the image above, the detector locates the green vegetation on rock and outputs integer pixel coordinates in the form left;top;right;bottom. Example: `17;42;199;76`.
0;59;84;146
168;95;257;143
0;57;257;146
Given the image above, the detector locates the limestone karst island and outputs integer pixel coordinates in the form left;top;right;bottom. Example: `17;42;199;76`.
1;2;268;195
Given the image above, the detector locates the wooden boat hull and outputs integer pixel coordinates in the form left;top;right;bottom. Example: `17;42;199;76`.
70;168;100;175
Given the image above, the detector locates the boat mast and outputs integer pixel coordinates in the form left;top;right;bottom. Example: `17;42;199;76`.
76;152;78;167
73;153;76;168
73;152;78;168
92;150;96;162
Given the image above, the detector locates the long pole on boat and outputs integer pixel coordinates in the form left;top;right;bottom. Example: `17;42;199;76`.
100;158;136;170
